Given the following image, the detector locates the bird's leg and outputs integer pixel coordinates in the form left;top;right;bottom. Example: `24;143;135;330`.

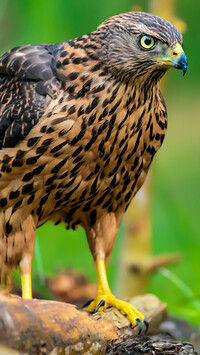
21;272;32;299
19;215;36;299
85;213;147;330
88;257;146;329
20;253;34;299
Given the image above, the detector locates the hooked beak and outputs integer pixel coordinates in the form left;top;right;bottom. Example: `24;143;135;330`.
155;42;188;76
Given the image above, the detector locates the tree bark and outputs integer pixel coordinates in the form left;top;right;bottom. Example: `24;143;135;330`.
0;290;198;354
0;291;166;354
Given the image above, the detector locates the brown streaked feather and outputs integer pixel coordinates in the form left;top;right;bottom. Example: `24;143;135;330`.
0;11;181;281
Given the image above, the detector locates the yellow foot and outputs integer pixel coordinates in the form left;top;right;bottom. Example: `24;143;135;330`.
87;293;148;333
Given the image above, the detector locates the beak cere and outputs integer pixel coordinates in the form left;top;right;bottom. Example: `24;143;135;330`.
171;50;188;76
155;42;188;76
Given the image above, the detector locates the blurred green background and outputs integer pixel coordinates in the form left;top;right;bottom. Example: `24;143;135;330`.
1;0;199;326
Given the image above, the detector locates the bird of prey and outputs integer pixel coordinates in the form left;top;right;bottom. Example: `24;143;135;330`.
0;12;187;330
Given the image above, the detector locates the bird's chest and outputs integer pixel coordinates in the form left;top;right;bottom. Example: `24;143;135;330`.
49;86;167;228
62;105;166;228
94;106;160;201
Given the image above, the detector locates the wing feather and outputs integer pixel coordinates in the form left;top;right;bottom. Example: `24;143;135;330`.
0;43;64;148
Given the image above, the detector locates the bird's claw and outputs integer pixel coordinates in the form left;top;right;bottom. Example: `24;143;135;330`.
94;299;105;313
144;318;149;333
135;317;143;335
133;317;149;335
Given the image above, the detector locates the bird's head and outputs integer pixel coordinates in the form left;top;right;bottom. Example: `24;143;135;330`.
98;12;188;81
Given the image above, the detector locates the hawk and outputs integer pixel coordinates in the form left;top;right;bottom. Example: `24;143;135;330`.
0;12;187;330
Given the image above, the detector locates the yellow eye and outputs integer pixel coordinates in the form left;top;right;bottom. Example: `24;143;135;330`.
138;35;156;50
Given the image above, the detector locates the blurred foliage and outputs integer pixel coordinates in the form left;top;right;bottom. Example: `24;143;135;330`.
1;0;199;326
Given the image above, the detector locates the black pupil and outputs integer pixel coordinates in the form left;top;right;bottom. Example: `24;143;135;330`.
144;38;152;46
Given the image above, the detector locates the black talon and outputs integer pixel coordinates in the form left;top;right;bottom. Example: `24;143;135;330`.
82;298;94;308
94;299;105;313
136;318;143;335
144;318;149;333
